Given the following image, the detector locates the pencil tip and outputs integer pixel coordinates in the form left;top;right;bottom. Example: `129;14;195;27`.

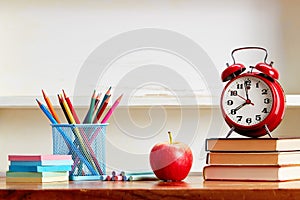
62;89;67;98
36;99;41;105
96;93;101;99
117;94;123;101
106;86;112;94
105;96;111;102
42;89;46;97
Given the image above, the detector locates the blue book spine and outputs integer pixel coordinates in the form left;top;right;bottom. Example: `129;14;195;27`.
9;165;72;172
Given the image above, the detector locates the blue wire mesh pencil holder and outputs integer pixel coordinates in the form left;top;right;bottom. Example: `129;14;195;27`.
51;123;107;181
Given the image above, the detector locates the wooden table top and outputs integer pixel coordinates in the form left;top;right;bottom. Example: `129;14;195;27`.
1;176;300;200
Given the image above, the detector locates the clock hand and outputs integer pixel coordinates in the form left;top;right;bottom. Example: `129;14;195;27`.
244;81;250;100
236;94;255;106
234;102;247;112
237;94;247;101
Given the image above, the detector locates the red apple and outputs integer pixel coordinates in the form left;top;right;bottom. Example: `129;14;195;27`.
149;131;193;181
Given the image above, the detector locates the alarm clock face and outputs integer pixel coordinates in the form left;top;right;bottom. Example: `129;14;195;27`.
221;75;274;127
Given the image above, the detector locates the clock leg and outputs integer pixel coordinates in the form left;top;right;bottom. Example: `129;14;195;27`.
264;124;272;138
226;126;235;138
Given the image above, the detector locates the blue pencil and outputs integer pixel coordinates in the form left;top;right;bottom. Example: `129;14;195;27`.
36;99;98;175
36;99;58;124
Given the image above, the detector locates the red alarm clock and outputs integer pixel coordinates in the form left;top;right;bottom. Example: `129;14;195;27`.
220;47;285;138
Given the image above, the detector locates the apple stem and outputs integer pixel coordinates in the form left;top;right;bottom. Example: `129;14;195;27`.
168;131;173;144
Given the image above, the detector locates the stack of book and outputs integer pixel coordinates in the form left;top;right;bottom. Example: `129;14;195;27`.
6;155;73;183
203;137;300;181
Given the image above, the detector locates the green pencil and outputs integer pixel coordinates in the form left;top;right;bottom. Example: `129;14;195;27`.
83;90;97;123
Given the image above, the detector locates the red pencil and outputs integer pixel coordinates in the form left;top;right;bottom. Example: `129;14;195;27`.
94;92;102;111
42;89;60;123
92;93;102;120
93;87;111;123
62;89;81;124
97;87;111;113
93;96;110;123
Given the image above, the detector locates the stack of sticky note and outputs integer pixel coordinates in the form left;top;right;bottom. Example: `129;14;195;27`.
6;155;73;183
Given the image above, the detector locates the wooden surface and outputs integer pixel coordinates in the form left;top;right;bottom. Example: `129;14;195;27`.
1;176;300;200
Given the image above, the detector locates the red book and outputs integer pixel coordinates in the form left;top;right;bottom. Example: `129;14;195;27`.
8;155;72;161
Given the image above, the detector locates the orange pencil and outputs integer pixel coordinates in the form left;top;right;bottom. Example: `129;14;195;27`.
42;89;60;123
93;96;110;123
62;89;81;124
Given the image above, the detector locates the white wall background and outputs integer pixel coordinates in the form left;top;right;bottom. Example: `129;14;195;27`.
1;0;300;173
0;0;288;96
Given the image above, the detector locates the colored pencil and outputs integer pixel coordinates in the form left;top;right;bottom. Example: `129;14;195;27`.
111;175;123;181
57;94;71;123
100;175;111;181
88;90;97;123
36;99;97;175
111;171;125;177
100;87;111;109
60;92;84;174
36;99;58;124
94;93;102;111
101;94;123;123
71;130;104;175
42;90;60;123
62;89;80;124
83;90;97;124
60;94;102;175
121;175;129;181
59;94;76;125
93;87;111;122
93;96;110;123
126;171;154;176
126;174;158;181
91;93;102;121
61;93;104;174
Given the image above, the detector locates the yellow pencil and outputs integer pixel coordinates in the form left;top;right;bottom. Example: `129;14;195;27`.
60;94;102;174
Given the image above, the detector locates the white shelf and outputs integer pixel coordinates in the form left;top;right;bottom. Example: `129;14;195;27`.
285;95;300;107
0;95;217;108
0;95;299;108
